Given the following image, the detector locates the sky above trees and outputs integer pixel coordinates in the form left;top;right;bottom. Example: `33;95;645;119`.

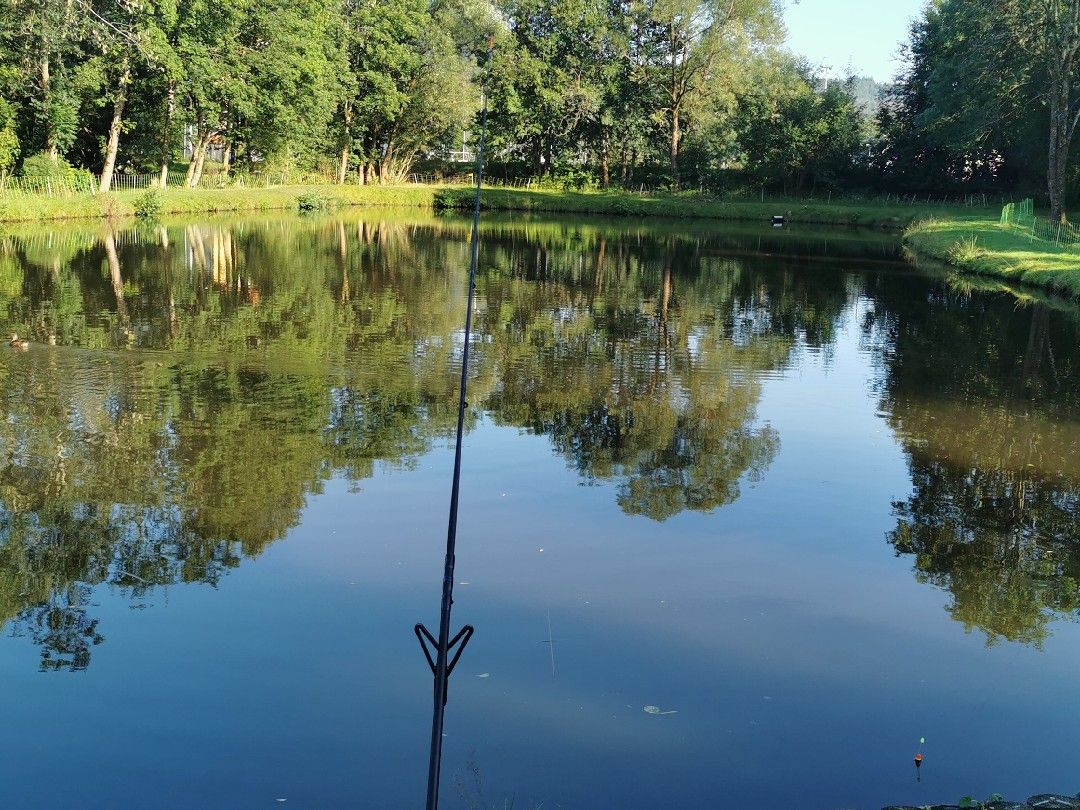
785;0;924;81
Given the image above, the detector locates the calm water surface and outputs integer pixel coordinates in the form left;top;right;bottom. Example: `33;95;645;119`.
0;212;1077;808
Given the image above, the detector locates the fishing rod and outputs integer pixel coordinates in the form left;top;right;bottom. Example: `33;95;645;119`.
414;37;494;810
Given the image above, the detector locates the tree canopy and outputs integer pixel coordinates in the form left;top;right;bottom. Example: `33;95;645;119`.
0;0;881;194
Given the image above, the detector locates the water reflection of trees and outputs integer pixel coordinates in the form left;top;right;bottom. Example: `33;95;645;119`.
0;215;858;667
6;216;1080;658
866;278;1080;647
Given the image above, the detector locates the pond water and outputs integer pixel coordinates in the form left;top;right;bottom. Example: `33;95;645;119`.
0;211;1077;809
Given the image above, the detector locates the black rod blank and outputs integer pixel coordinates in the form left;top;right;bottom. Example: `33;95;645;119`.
416;40;492;810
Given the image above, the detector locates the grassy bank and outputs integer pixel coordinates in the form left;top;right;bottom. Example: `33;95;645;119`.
0;184;442;223
0;182;995;229
433;186;993;228
905;217;1080;298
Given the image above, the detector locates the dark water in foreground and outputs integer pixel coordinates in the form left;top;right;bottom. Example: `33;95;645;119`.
0;212;1077;809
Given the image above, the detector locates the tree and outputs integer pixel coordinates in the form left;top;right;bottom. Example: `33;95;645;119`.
487;0;608;178
0;0;87;159
1024;0;1080;222
865;266;1080;646
632;0;782;188
238;0;349;172
899;0;1080;220
343;0;477;183
82;0;179;192
173;0;248;187
740;60;865;194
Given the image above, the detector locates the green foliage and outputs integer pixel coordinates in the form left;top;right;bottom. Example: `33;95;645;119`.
241;0;349;165
0;99;18;173
133;188;163;219
0;0;967;196
433;188;474;210
297;190;331;212
879;0;1080;219
343;0;478;180
606;196;649;216
740;62;867;194
20;151;78;182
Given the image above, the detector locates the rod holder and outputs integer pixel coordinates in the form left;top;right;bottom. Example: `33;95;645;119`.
415;623;475;704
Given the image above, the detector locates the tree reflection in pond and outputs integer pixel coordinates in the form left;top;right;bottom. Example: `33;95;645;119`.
866;277;1080;647
0;214;844;666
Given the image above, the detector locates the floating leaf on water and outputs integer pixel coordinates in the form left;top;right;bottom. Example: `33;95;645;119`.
643;705;677;715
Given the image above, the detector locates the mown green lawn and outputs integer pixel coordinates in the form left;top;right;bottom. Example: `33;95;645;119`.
905;218;1080;298
0;182;997;230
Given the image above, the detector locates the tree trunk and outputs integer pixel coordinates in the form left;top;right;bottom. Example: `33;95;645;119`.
184;133;204;186
1045;1;1080;226
42;57;59;159
668;21;682;191
338;144;350;185
98;58;132;194
338;104;352;185
189;137;210;188
158;82;176;189
104;231;129;327
601;129;610;189
1048;83;1070;224
379;141;397;184
221;141;232;176
669;109;681;190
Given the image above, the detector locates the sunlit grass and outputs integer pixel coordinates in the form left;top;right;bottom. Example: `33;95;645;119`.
906;217;1080;298
439;186;994;228
0;183;998;229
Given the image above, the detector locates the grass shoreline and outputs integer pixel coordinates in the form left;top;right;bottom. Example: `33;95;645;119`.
8;182;1076;299
0;183;994;230
905;217;1080;298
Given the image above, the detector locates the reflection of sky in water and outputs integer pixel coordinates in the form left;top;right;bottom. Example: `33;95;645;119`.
0;216;1078;808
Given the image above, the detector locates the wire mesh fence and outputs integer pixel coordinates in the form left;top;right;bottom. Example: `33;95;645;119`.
0;169;313;197
1000;197;1080;249
0;174;99;197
